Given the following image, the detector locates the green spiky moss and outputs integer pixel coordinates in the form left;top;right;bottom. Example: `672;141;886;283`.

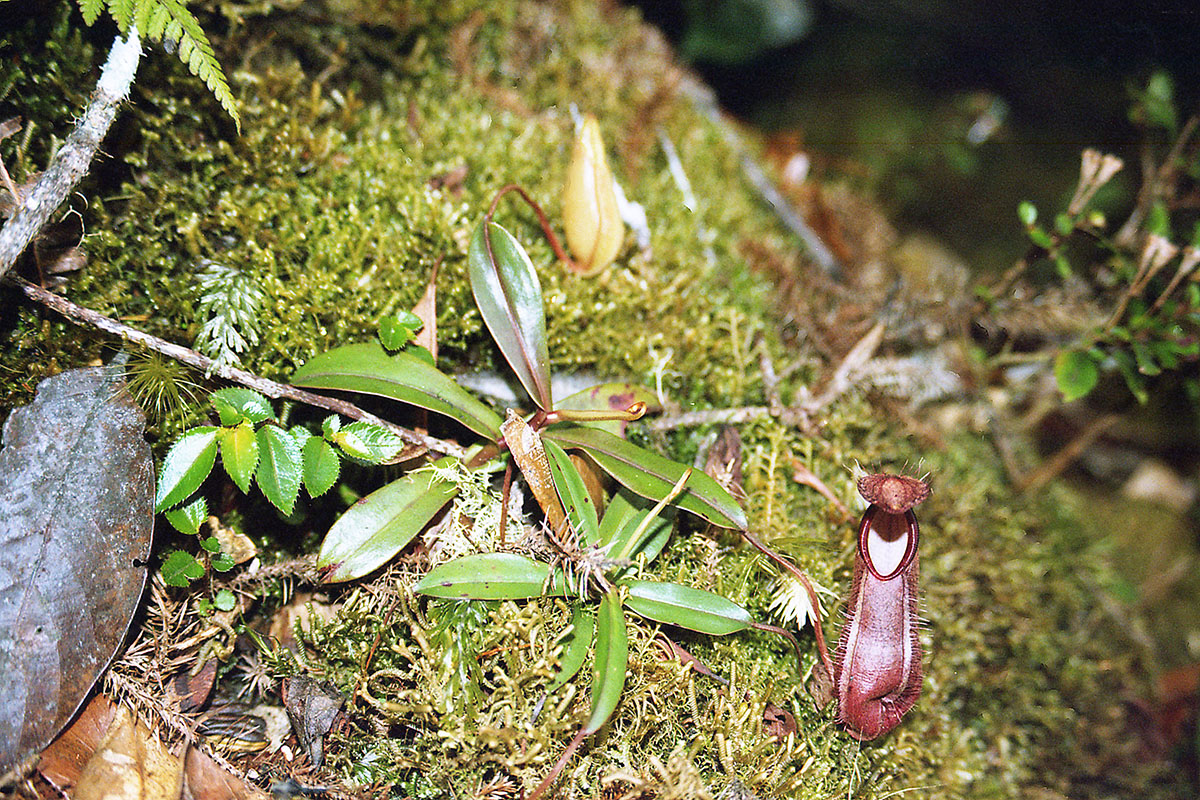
1;1;1186;797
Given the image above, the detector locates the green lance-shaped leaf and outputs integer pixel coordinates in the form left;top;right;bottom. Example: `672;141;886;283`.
544;425;747;530
468;220;553;410
544;438;600;547
292;342;502;440
156;426;219;511
219;421;259;494
302;437;340;498
319;459;458;582
623;579;752;636
586;590;628;734
255;425;303;515
1054;349;1100;402
414;553;565;600
546;605;595;694
210;387;273;426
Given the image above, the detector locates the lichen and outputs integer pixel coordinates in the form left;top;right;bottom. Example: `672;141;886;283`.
0;0;1185;797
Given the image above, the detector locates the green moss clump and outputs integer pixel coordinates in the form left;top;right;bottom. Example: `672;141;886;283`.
1;0;1187;797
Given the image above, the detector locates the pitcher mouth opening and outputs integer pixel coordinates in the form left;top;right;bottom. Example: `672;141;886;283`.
857;505;919;581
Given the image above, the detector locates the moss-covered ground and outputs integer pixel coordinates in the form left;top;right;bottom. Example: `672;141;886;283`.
0;1;1188;797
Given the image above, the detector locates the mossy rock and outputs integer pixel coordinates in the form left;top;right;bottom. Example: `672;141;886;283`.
0;1;1184;797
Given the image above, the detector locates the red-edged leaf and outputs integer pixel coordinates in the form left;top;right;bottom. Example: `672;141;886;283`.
468;220;552;409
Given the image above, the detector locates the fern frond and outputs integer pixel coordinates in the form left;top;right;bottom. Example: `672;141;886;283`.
105;0;136;32
145;0;239;127
79;0;104;25
81;0;240;127
193;260;266;375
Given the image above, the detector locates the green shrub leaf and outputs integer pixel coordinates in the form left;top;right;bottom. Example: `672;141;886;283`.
623;579;752;636
319;459;457;582
302;437;341;498
379;311;423;352
413;553;561;600
544;426;747;530
210;387;273;426
162;550;204;587
1054;349;1100;402
586;590;628;734
155;426;219;511
292;342;502;441
255;425;303;515
163;496;208;536
219;421;259;494
468;220;552;409
332;421;406;464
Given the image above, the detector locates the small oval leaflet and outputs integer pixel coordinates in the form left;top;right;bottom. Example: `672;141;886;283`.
0;361;154;772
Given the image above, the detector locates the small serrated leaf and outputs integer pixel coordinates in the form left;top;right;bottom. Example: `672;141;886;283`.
333;421;406;464
255;425;302;515
302;437;340;498
219;421;259;494
212;589;237;610
210;387;273;425
156;427;219;511
163;496;207;536
162;551;204;587
80;0;104;25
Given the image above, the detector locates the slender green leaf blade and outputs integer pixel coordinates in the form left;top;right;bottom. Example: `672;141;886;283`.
544;426;747;530
547;606;595;693
623;579;751;636
155;427;219;510
320;460;458;581
414;553;560;600
597;490;640;547
544;439;599;546
255;426;302;515
302;437;341;498
468;220;552;409
219;421;259;494
292;342;502;440
586;590;628;734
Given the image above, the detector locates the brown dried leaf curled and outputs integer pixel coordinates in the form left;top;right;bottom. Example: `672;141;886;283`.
0;362;154;772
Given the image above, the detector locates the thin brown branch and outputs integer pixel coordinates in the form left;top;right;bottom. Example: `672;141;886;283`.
9;276;466;459
740;530;834;685
0;28;141;277
1015;413;1120;492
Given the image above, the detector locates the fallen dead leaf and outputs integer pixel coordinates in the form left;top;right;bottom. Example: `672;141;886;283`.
183;745;269;800
37;694;119;793
74;706;182;800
